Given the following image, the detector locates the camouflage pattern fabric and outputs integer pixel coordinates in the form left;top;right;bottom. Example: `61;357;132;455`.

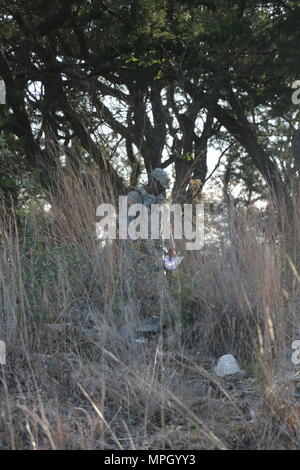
124;239;166;318
123;187;174;318
126;187;175;251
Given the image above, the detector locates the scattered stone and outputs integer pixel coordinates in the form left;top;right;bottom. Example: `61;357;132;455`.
214;354;243;377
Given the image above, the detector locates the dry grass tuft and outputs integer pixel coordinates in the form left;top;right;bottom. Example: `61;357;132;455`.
1;166;300;449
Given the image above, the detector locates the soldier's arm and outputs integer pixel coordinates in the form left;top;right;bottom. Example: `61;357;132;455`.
127;191;142;228
163;235;176;257
161;217;176;256
127;190;142;207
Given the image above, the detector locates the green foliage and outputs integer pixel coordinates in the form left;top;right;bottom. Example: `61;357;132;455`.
183;153;193;162
1;0;300;206
0;134;19;205
20;226;94;318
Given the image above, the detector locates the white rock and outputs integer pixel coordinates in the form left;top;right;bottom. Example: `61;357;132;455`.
214;354;242;377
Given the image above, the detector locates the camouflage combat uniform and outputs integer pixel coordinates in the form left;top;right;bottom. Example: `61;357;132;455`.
124;186;175;318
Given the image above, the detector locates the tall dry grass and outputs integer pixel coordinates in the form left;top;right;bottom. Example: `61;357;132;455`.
1;164;300;449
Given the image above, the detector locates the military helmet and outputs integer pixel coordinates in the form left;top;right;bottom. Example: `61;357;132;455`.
151;168;170;190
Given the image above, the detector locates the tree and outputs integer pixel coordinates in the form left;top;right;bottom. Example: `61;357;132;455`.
1;0;300;213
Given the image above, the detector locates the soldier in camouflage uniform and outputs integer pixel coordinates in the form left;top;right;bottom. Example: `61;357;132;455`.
124;168;176;318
